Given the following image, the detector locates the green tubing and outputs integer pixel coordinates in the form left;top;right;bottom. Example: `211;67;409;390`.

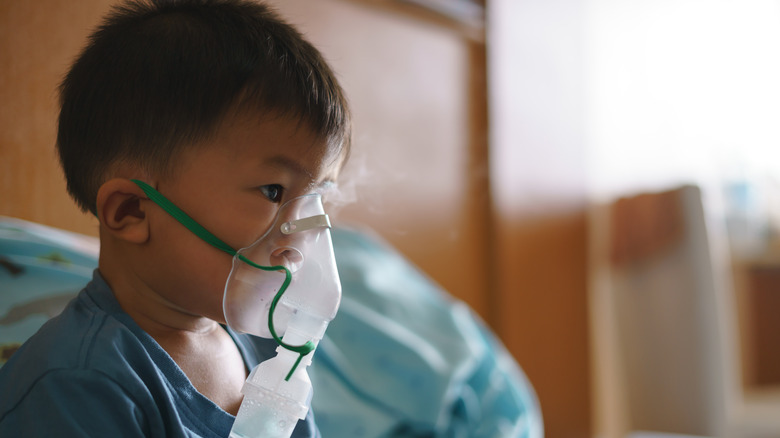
237;254;315;381
132;180;236;256
132;180;315;380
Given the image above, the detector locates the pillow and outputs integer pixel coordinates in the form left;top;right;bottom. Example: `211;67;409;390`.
313;227;542;438
0;217;97;365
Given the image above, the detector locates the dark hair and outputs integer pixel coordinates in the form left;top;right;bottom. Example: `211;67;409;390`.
57;0;351;213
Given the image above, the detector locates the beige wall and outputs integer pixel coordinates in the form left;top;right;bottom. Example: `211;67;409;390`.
488;1;591;436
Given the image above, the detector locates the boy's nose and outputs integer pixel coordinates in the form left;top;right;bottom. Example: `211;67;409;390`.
270;247;304;272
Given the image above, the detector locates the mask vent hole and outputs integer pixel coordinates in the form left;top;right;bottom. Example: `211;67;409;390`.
270;247;304;273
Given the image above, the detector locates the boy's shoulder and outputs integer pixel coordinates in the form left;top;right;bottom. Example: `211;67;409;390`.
7;273;141;357
0;275;176;436
0;276;155;413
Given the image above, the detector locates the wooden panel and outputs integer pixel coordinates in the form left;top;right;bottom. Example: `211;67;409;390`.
0;0;112;236
494;213;591;438
744;265;780;387
263;0;493;318
340;0;485;42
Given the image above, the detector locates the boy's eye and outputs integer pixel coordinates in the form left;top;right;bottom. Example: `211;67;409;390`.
259;184;284;203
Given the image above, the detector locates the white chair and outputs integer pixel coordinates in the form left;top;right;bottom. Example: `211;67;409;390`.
589;185;780;438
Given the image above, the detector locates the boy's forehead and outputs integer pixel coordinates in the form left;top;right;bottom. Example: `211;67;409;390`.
264;152;341;185
188;111;342;181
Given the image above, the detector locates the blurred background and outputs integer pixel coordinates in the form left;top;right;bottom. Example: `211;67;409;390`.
3;0;780;437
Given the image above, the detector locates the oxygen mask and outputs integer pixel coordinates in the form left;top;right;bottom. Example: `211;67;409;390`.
224;193;341;344
130;180;341;438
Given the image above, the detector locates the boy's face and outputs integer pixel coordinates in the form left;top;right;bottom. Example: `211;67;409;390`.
139;112;341;325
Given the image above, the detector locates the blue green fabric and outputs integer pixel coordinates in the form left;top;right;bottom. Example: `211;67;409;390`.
0;217;99;365
0;217;542;437
313;228;542;438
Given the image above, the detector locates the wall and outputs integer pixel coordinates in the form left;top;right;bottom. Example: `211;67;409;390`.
488;0;592;437
585;2;780;436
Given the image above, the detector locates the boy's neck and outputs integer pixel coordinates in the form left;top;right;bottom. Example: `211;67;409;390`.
100;253;247;416
98;252;219;337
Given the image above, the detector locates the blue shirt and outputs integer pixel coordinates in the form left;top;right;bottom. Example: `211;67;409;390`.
0;271;319;438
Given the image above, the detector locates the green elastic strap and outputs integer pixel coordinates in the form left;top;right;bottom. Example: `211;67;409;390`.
131;179;315;380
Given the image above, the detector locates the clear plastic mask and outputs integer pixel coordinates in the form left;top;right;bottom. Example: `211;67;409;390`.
223;193;342;340
130;180;341;345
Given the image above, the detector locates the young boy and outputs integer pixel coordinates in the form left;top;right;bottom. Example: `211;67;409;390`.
0;0;350;436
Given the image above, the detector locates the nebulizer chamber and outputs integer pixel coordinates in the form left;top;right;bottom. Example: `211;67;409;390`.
226;194;341;438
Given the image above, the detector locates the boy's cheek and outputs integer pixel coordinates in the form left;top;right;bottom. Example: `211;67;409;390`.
146;226;232;306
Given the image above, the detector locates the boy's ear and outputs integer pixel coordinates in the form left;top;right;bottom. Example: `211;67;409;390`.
96;178;150;244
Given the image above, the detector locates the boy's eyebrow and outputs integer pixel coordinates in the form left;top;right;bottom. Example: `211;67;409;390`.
265;155;316;181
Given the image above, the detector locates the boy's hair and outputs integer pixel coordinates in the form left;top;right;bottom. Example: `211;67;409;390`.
57;0;351;214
